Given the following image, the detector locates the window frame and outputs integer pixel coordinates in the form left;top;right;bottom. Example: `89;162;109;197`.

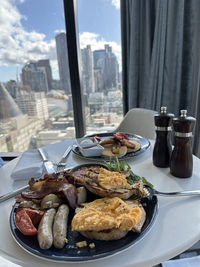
63;0;86;138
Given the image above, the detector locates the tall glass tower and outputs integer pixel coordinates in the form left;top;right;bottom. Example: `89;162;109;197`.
55;32;71;94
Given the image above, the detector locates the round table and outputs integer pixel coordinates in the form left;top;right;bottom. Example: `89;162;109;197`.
0;140;200;267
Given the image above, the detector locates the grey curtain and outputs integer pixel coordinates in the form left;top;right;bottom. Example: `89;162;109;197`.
121;0;200;156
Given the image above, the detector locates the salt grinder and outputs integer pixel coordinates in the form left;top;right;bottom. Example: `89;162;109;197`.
153;107;174;167
170;110;196;178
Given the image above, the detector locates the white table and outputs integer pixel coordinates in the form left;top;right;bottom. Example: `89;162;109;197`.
0;140;200;267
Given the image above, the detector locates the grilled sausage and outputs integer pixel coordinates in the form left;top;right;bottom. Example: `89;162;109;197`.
53;204;69;249
37;208;56;249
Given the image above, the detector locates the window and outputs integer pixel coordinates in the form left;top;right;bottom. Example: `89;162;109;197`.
0;0;74;152
77;0;123;135
0;0;123;153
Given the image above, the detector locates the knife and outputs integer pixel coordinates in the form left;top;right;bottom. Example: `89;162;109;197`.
38;147;56;174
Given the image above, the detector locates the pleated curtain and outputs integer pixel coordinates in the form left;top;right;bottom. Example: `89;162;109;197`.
121;0;200;156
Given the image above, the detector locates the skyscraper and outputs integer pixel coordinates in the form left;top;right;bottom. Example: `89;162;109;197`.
0;83;22;120
93;50;105;92
55;32;71;94
16;90;49;120
36;59;53;90
21;61;48;93
81;45;95;94
93;45;119;92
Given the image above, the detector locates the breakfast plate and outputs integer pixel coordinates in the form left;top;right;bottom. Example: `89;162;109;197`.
9;163;158;262
72;132;150;161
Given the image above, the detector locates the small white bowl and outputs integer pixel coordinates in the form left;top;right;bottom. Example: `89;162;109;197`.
76;138;104;157
78;144;104;157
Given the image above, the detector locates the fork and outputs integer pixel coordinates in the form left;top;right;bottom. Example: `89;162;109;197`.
144;185;200;197
56;145;72;173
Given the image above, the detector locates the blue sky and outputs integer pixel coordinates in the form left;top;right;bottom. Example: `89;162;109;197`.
0;0;121;82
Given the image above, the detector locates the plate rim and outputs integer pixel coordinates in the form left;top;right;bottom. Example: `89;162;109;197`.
72;132;151;161
9;161;158;262
10;199;158;263
10;198;158;262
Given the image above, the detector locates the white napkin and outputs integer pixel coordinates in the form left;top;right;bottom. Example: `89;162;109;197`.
11;140;75;181
162;256;200;267
11;149;44;180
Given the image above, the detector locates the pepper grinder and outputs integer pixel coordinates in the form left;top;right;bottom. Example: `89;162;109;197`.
170;110;196;178
153;107;174;167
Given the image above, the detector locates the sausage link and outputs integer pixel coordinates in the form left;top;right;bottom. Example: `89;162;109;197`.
37;208;56;249
53;204;69;249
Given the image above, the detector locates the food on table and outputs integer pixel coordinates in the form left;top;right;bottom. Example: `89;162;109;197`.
72;197;145;240
125;200;146;233
40;194;62;210
18;208;44;225
21;171;77;209
84;167;144;199
97;132;141;157
18;200;40;210
53;204;69;249
75;241;87;248
38;208;56;250
71;165;102;184
13;160;151;251
15;209;38;236
101;145;127;158
77;187;87;205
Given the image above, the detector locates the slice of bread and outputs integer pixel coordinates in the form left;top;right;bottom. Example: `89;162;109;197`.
75;199;146;240
101;145;127;158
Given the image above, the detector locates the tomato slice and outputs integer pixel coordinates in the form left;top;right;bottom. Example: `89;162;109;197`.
22;208;44;225
15;209;38;236
94;135;101;141
114;133;123;140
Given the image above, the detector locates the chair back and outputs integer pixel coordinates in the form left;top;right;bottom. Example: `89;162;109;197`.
116;108;156;140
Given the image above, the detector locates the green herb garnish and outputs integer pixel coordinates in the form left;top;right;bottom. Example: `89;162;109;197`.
105;158;153;188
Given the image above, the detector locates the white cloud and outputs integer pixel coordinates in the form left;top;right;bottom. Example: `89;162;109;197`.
54;29;65;35
110;0;120;9
79;32;122;70
0;0;58;77
0;0;121;81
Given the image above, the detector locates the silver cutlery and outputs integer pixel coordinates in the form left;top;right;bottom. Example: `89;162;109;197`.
56;145;72;172
145;185;200;197
38;147;56;174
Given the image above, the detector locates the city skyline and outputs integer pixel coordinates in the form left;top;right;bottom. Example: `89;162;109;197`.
5;35;121;97
0;0;121;82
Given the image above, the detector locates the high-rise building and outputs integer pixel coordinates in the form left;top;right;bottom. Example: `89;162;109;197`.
55;32;71;94
93;45;119;92
0;83;44;152
21;61;49;93
104;44;119;90
16;90;49;120
36;59;53;90
5;80;20;99
81;45;95;94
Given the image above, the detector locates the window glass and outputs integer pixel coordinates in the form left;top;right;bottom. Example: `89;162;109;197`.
77;0;123;135
0;0;74;152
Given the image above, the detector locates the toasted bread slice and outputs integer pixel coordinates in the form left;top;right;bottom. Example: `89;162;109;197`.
74;199;146;240
124;199;146;233
126;140;141;153
84;168;144;199
84;178;143;199
101;145;127;158
80;229;128;241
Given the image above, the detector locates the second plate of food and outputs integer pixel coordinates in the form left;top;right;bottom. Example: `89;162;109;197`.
72;132;151;161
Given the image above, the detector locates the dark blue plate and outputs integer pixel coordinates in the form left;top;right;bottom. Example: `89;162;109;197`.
10;195;158;262
72;132;151;161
